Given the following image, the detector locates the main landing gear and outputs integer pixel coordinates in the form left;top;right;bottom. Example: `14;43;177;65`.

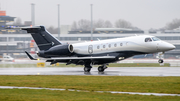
98;65;108;72
84;63;92;72
84;64;108;72
84;66;92;72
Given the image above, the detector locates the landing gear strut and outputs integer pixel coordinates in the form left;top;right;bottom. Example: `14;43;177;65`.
84;67;91;72
98;64;108;72
157;52;164;63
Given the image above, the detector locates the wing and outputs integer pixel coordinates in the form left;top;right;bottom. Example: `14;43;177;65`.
48;56;116;65
25;51;116;64
51;56;115;60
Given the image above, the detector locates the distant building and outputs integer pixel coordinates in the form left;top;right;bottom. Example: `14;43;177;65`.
0;10;31;34
164;27;180;33
0;10;16;34
24;21;32;26
69;28;144;34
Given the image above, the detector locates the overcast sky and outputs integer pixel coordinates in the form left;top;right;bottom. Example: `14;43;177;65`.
1;0;180;30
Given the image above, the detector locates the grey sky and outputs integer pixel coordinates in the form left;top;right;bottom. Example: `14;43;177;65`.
1;0;180;30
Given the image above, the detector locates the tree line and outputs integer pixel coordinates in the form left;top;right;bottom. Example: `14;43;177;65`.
71;19;137;31
71;18;180;31
165;18;180;30
12;17;180;33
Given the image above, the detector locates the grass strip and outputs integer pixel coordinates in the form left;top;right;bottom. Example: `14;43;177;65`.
0;64;36;68
0;75;179;94
0;89;180;101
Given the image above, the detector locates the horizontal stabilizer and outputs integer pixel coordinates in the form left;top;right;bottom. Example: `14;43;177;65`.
6;26;41;30
25;51;37;60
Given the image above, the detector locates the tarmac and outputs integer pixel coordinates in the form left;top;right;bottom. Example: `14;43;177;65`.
0;67;180;76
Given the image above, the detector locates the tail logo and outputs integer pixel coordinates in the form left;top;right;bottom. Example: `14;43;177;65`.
88;45;93;54
52;42;54;46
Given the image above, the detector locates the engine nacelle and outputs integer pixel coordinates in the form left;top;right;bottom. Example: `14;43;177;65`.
37;44;73;57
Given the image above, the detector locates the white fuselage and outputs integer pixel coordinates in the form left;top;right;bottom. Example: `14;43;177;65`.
72;35;175;55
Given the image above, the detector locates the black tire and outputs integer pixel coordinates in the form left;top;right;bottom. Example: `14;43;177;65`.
84;67;91;72
158;59;164;63
98;66;104;72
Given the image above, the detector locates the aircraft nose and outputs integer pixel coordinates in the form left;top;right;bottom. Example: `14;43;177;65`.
170;44;176;50
166;43;176;50
159;42;176;51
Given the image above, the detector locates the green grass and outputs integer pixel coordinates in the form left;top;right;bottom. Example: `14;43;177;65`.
0;63;170;68
0;76;179;94
0;75;180;101
0;64;36;68
0;89;180;101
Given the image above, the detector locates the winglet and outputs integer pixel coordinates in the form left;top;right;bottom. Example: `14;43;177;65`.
25;51;37;60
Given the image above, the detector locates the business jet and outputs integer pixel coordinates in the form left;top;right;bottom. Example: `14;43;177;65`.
12;26;176;72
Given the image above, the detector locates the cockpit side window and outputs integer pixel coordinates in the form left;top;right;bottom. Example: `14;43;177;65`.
145;37;152;42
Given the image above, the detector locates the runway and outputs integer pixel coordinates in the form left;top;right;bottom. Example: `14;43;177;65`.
0;67;180;76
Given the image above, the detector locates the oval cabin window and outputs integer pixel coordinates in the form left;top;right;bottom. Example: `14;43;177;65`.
114;43;117;47
103;45;106;48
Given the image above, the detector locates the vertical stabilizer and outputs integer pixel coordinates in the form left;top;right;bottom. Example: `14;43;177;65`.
21;26;61;50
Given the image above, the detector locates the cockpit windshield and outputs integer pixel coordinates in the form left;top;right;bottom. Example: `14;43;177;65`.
152;37;160;41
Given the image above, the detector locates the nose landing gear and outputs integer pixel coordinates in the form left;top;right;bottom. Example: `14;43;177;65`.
158;59;164;63
157;52;164;63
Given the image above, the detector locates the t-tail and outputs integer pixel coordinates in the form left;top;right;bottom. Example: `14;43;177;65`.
15;26;73;59
21;26;61;50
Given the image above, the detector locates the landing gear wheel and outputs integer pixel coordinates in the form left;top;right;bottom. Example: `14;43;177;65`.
84;67;91;72
98;66;104;72
158;59;164;63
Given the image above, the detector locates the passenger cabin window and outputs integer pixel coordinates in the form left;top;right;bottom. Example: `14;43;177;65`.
103;45;106;48
97;45;100;49
114;43;117;47
145;38;152;42
108;44;111;48
120;43;123;46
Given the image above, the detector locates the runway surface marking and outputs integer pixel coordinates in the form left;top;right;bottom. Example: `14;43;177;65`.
0;86;179;97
